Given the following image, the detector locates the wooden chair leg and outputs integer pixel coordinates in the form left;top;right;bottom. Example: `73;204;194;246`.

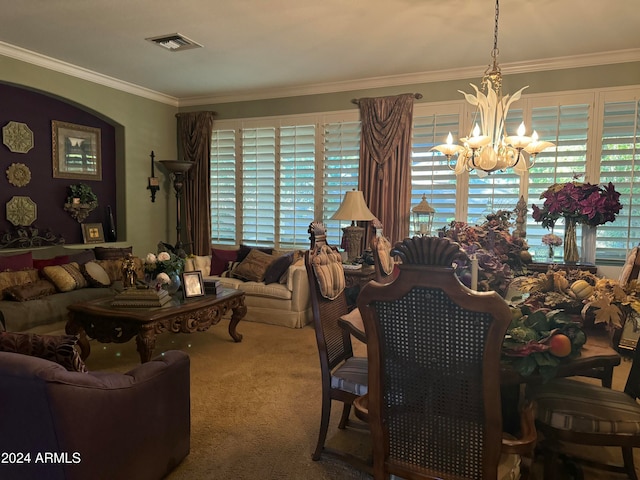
622;447;638;480
338;402;351;429
312;394;332;461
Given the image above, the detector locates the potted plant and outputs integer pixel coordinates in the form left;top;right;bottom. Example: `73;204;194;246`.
64;183;98;222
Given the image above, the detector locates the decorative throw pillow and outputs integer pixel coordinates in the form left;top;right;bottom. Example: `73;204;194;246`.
81;261;112;287
0;332;87;373
93;246;133;260
0;269;40;296
311;245;345;300
264;252;294;284
210;248;239;275
4;280;57;301
0;251;33;272
67;249;97;265
42;263;88;292
237;244;273;263
33;255;70;273
232;249;274;282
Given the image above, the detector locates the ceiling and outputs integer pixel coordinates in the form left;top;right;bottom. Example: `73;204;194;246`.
1;0;639;106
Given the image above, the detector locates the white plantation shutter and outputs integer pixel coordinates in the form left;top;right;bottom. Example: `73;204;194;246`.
242;128;276;246
599;98;640;259
210;129;237;244
322;121;360;246
411;109;461;234
526;102;590;260
279;125;316;248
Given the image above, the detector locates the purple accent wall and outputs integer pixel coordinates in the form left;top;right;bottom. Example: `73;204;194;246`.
0;83;116;245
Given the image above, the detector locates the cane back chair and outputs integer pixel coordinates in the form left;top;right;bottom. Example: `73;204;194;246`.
354;236;536;480
304;222;369;472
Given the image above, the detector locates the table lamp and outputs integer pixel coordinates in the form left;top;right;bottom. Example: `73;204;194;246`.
331;189;376;261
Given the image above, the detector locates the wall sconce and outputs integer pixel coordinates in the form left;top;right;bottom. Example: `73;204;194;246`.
412;194;435;236
147;150;160;202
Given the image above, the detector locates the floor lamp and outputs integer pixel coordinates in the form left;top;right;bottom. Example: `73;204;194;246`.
158;160;193;255
331;189;376;262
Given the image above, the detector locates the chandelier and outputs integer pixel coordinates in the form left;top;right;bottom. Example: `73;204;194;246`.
432;0;554;176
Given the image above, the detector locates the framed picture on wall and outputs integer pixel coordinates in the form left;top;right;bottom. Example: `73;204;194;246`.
81;223;104;244
52;120;102;180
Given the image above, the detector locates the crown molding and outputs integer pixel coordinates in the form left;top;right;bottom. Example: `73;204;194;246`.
180;48;640;106
0;42;179;107
1;40;638;108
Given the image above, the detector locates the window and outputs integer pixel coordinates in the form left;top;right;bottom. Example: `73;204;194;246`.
599;96;640;260
210;86;640;262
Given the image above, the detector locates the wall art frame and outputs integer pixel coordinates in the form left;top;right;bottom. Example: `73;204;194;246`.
81;222;105;244
52;120;102;180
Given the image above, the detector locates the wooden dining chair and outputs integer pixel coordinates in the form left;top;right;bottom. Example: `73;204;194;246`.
354;235;536;480
304;222;370;472
527;343;640;480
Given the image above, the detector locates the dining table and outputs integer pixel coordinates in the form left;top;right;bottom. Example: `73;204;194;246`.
339;311;622;434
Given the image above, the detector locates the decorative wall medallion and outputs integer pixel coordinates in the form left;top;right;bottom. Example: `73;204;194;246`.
2;121;34;153
6;196;37;226
6;162;31;187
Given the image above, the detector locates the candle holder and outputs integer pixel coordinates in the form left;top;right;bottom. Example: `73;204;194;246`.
147;151;160;202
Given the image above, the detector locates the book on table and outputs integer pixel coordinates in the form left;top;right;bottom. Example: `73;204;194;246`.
204;279;224;295
111;288;172;307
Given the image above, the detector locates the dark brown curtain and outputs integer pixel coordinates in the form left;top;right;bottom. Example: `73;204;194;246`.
176;111;216;255
358;94;415;245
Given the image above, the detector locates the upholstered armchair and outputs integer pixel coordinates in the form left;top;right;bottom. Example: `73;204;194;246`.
0;347;190;480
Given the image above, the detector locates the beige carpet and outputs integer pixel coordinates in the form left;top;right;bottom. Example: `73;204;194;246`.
83;320;637;480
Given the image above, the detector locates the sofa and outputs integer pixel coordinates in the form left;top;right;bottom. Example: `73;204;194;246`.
0;333;190;480
0;245;139;334
185;245;312;328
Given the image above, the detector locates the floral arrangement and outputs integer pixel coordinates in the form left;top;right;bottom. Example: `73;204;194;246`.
510;267;640;332
144;250;185;285
541;232;562;258
441;210;531;296
531;181;622;229
502;305;586;381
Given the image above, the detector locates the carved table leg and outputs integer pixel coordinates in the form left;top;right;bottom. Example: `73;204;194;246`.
66;313;91;360
228;296;246;343
136;325;157;363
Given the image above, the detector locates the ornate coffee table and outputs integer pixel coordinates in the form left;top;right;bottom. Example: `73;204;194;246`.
66;288;246;363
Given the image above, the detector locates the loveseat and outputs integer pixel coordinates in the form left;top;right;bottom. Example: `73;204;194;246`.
185;245;312;328
0;245;139;334
0;338;190;480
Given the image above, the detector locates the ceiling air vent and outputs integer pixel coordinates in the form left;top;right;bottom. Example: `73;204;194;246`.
146;33;202;52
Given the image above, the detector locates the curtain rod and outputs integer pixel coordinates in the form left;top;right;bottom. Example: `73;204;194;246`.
351;93;423;105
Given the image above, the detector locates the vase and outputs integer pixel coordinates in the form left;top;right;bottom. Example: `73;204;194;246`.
163;273;182;295
106;205;117;242
547;245;555;262
564;217;579;263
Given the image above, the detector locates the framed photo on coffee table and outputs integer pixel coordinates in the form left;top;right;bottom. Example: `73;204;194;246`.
182;271;205;298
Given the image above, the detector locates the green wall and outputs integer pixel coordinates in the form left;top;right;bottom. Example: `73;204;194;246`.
182;62;640;120
0;55;178;256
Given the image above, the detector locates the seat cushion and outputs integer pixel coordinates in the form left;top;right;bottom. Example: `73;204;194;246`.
529;378;640;434
331;356;368;396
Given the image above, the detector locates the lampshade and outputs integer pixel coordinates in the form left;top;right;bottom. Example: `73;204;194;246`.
330;190;376;222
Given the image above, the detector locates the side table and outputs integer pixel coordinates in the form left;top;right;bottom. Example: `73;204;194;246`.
343;265;376;306
344;265;376;288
